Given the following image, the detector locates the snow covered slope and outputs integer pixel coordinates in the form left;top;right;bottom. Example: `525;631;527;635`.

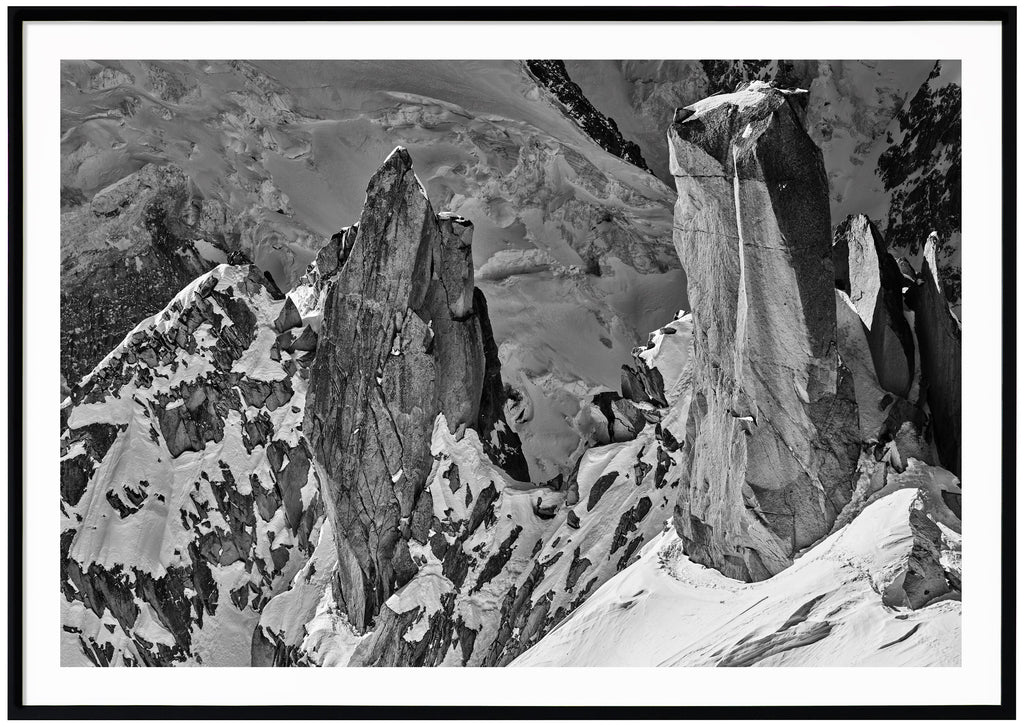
61;265;323;666
255;408;688;666
514;484;961;667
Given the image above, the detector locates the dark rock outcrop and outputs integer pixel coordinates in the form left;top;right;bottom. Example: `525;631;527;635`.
877;62;961;290
524;60;650;172
60;164;226;385
832;214;916;397
668;82;861;581
590;391;648;444
472;288;531;482
304;148;525;631
908;234;961;476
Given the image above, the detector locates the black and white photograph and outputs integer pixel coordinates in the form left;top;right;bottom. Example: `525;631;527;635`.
9;5;1014;718
57;56;966;668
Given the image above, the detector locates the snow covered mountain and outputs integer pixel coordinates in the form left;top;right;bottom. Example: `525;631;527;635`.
60;59;689;481
61;264;323;665
60;65;962;669
60;59;961;477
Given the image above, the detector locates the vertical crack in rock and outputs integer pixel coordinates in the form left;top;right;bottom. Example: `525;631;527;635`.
832;214;916;398
907;234;961;477
304;148;525;631
668;82;861;581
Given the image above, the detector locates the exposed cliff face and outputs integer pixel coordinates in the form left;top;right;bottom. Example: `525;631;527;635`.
564;59;963;311
302;148;527;631
59;69;964;670
254;249;695;667
60;265;322;666
908;235;962;477
667;82;861;581
833;214;916;397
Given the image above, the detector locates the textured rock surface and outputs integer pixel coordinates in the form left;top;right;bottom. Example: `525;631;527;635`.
909;235;961;476
303;148;526;631
833;214;916;397
565;59;963;310
60;265;322;666
60;60;688;477
60;66;963;669
60;163;236;385
667;82;861;581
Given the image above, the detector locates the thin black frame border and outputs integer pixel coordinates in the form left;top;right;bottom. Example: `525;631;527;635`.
8;4;1015;720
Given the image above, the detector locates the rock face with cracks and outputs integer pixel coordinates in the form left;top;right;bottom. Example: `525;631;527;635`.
832;214;916;398
303;148;526;632
908;234;961;477
667;82;861;581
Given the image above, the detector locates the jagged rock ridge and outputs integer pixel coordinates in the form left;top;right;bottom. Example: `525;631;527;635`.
59;73;963;670
254;150;679;667
525;60;650;172
61;265;322;666
59;59;688;480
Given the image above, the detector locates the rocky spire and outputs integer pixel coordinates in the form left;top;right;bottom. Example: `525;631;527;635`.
667;82;861;581
303;148;526;630
908;232;962;476
832;214;916;397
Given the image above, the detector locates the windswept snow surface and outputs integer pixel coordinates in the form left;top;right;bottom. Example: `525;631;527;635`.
514;488;961;667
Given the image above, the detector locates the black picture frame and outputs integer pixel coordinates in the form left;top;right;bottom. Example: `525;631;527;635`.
9;4;1016;720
